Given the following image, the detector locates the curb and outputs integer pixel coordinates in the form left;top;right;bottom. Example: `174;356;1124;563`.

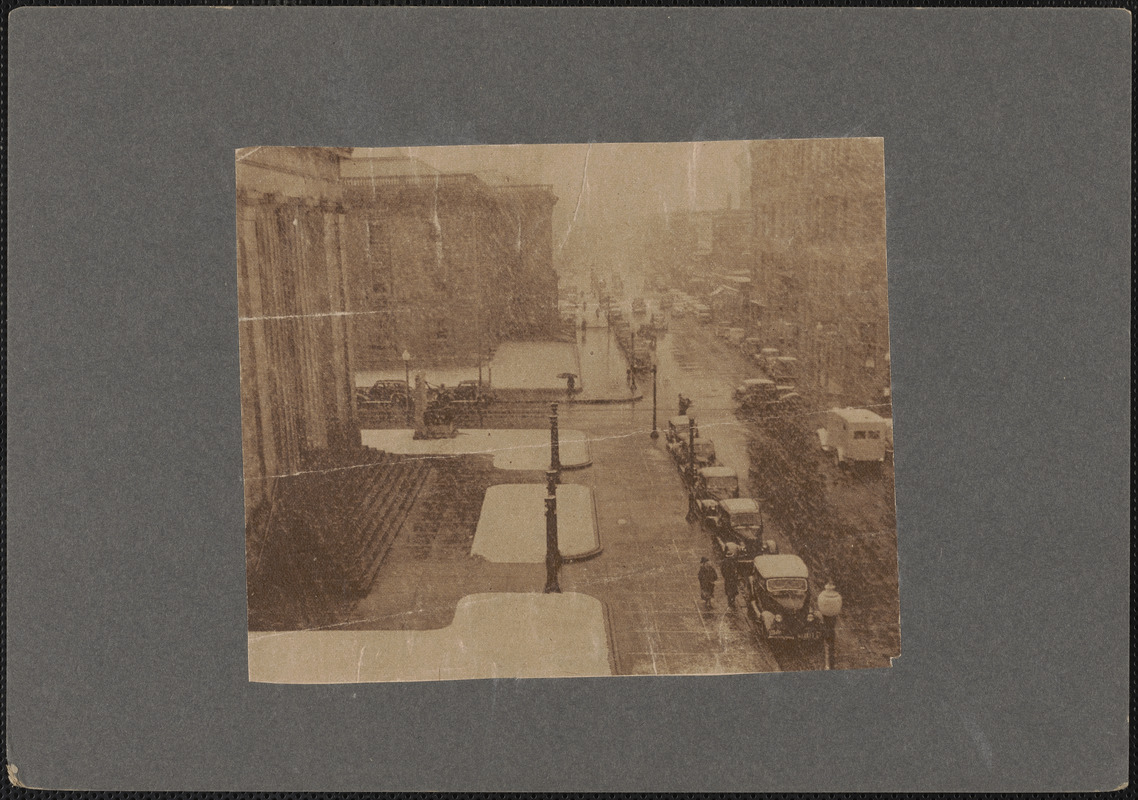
561;485;604;562
565;393;644;405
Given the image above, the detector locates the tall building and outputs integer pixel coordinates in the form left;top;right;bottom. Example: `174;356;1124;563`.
341;158;558;370
750;138;889;403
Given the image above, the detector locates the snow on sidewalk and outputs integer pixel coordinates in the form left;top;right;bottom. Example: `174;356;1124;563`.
360;428;591;470
248;592;612;683
473;484;599;562
487;341;578;390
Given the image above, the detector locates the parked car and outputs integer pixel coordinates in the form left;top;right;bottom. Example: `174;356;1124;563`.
743;554;824;643
734;378;779;408
704;498;768;560
450;379;494;406
359;379;411;407
665;415;697;446
768;355;799;383
670;435;717;471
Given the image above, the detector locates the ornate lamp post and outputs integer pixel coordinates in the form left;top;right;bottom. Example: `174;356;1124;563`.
817;582;843;670
543;468;561;594
402;350;412;424
549;401;561;478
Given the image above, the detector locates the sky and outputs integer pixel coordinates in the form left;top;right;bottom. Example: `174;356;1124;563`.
352;141;751;254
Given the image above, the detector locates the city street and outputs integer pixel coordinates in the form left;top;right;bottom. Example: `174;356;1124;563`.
317;310;898;678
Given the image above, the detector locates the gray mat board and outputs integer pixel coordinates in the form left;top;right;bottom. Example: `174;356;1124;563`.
5;7;1130;792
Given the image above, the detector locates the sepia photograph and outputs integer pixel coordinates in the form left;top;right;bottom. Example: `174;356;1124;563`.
237;140;899;682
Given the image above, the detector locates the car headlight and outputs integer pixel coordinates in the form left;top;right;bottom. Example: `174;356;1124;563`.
774;614;783;623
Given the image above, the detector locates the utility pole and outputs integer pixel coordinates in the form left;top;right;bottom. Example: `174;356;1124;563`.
650;363;658;439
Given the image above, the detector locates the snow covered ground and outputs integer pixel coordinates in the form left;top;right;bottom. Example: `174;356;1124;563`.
248;592;612;683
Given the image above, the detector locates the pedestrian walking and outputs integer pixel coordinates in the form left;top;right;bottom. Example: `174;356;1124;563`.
697;557;718;608
722;558;739;610
678;393;692;415
566;373;576;396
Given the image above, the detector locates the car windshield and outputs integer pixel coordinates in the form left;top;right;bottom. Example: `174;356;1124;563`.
766;577;807;594
708;477;737;492
731;512;760;528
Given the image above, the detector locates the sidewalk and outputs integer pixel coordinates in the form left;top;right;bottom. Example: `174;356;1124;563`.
249;592;613;683
361;428;591;470
473;484;600;562
573;324;642;403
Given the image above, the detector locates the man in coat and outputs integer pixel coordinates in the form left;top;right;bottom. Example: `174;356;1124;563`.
697;557;718;609
721;557;739;610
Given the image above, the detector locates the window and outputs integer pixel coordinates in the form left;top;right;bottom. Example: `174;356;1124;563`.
853;430;866;440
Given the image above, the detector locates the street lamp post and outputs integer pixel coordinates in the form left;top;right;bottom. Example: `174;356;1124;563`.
817;582;843;670
549;402;561;479
402;350;412;425
687;415;696;486
543;468;561;594
650;363;658;439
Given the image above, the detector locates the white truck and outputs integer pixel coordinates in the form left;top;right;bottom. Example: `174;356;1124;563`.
817;407;889;467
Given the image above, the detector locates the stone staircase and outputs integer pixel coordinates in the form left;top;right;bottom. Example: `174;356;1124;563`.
247;447;432;630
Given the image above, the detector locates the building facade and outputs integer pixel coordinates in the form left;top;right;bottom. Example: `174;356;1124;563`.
750;138;889;403
236;147;361;512
236;149;560;511
341;161;558;370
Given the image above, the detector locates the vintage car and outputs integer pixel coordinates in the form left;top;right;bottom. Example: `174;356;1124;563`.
734;377;779;407
357;379;411;407
744;554;824;642
449;379;494;406
670;434;717;471
693;466;740;502
704;497;766;558
690;466;740;520
768;355;799;383
665;415;697;446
